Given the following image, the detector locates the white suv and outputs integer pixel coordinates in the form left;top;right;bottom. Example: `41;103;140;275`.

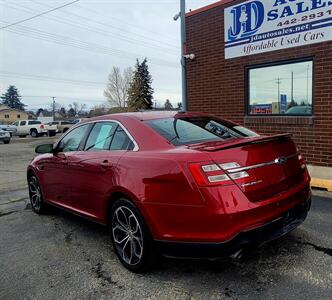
13;120;47;138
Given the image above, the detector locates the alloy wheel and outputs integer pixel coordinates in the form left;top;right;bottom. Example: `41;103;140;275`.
29;176;41;210
112;206;143;266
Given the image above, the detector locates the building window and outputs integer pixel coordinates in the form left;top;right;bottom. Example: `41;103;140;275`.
17;114;20;118
247;59;313;116
5;114;9;119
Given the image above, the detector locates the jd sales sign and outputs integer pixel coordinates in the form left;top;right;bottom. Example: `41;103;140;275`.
224;0;332;59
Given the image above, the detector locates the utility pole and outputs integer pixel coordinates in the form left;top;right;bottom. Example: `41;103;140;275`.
52;96;56;121
291;71;294;103
174;0;194;112
306;64;309;104
276;78;281;113
180;0;187;111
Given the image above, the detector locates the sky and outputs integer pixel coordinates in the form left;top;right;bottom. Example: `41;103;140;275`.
0;0;217;111
249;61;313;105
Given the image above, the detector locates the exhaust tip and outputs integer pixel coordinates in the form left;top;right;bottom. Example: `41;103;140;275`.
230;249;245;260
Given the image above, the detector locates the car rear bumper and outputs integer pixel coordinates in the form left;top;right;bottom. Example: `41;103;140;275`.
155;197;311;258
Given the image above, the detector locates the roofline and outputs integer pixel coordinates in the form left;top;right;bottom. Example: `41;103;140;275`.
0;108;27;113
186;0;234;17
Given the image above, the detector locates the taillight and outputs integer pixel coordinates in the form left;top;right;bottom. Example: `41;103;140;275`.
189;163;233;186
229;171;249;180
189;162;250;187
298;154;306;169
40;124;44;129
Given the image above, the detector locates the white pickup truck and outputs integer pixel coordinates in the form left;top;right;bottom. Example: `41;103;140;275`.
13;120;48;138
44;122;58;137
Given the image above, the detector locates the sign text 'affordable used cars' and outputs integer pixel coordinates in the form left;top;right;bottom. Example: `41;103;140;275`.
224;0;332;59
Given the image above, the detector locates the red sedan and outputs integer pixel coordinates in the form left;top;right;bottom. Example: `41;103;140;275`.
27;111;311;272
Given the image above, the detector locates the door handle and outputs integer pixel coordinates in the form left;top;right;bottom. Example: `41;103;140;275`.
100;160;112;168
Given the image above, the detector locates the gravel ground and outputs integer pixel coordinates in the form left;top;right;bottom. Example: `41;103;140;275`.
0;137;331;300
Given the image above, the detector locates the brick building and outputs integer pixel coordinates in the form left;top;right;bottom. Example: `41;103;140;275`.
186;0;332;183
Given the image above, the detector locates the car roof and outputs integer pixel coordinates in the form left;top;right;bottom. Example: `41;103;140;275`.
109;111;178;121
86;111;217;123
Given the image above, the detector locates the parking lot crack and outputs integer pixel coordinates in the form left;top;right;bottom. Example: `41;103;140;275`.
92;262;116;285
0;210;18;217
298;241;332;257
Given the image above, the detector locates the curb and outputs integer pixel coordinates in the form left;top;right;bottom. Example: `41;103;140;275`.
311;178;332;192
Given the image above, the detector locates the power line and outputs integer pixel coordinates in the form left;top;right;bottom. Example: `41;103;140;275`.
0;0;80;29
0;71;181;94
0;21;179;68
69;1;179;43
30;0;179;48
4;1;179;54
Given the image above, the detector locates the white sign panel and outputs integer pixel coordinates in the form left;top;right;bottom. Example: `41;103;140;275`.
224;0;332;59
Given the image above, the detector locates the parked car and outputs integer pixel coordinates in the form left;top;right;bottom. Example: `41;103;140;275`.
285;106;312;115
27;112;311;272
0;124;17;137
44;122;58;137
45;121;73;134
0;128;11;144
13;120;47;138
71;118;88;125
58;121;73;133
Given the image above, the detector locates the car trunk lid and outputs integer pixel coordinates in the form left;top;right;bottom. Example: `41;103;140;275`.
188;134;307;202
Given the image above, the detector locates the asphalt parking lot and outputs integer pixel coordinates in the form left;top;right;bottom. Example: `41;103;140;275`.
0;137;331;300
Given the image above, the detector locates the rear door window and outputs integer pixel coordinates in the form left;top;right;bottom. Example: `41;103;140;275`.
110;127;134;150
85;122;117;151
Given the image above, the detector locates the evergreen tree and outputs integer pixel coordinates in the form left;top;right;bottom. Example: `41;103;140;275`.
36;108;44;117
67;107;76;118
287;99;298;109
59;107;67;118
177;102;183;110
164;99;173;110
127;58;154;110
1;85;26;110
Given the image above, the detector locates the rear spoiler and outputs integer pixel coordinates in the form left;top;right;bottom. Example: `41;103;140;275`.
188;133;292;152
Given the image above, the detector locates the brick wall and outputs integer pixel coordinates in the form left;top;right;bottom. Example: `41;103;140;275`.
186;0;332;167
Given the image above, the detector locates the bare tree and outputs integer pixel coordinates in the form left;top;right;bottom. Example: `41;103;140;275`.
48;101;61;113
89;104;109;117
104;66;133;108
68;102;87;117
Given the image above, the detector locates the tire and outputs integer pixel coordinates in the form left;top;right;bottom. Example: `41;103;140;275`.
110;198;156;272
4;139;10;144
48;131;56;137
28;174;48;214
30;129;38;138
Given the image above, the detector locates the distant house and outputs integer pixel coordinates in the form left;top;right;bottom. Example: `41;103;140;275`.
37;109;61;120
0;105;29;124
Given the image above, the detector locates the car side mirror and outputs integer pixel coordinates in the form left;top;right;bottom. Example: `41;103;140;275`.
35;144;54;154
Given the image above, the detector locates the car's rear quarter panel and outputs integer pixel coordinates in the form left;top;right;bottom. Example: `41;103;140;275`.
115;150;213;240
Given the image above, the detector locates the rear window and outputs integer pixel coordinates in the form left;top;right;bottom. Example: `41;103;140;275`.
28;121;41;125
146;117;259;146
